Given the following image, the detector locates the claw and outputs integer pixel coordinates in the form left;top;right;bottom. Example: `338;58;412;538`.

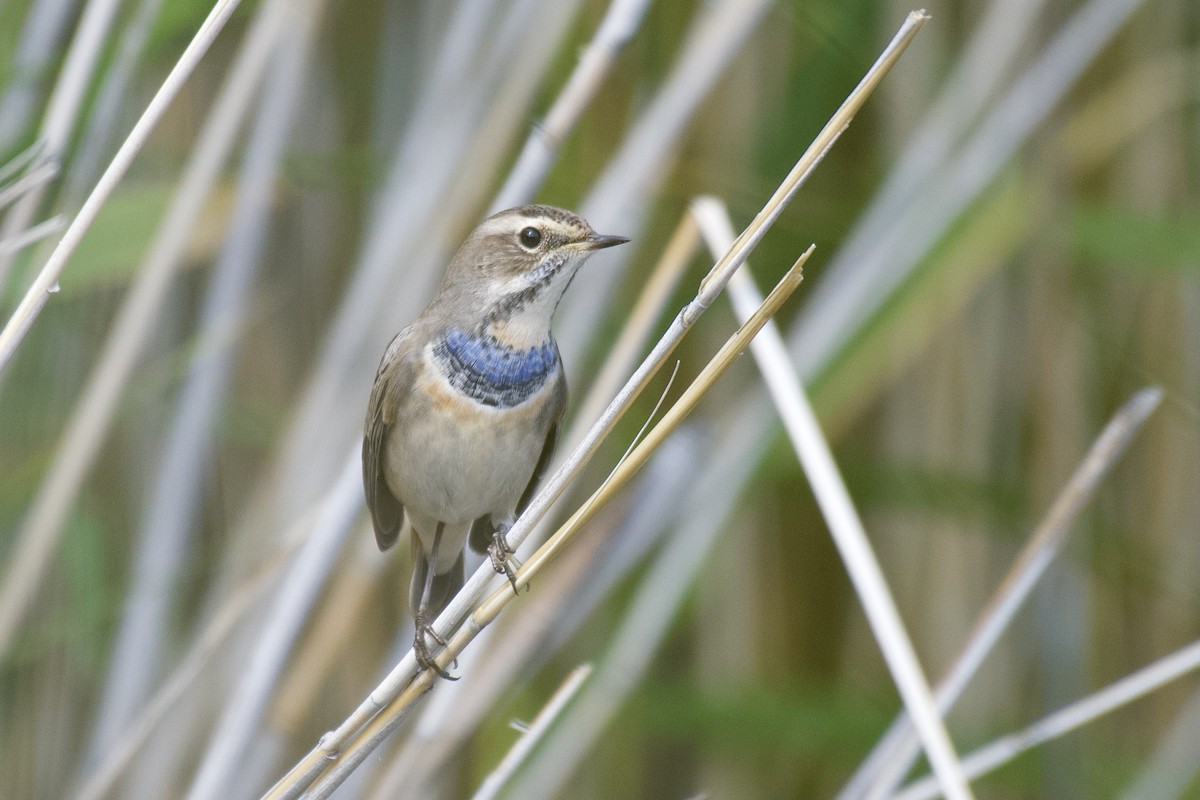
488;523;524;596
413;610;458;681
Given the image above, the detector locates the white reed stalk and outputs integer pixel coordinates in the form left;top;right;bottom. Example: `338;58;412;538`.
0;215;64;258
184;454;362;800
84;0;322;773
893;640;1200;800
262;15;925;796
469;664;593;800
0;160;58;212
558;0;772;365
265;0;515;517
0;0;124;292
490;0;653;211
1;0;75;147
790;0;1149;380
72;532;307;800
1117;688;1200;800
0;0;273;662
418;0;593;275
842;387;1163;800
0;0;254;669
811;0;1050;339
691;196;974;800
68;0;171;194
0;139;48;185
0;0;244;372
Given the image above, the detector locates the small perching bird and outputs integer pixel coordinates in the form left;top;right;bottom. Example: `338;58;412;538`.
363;205;628;677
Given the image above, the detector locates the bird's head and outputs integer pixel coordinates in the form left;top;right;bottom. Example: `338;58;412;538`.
439;205;628;347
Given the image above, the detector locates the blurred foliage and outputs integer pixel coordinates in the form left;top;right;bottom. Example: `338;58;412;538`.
1073;203;1200;273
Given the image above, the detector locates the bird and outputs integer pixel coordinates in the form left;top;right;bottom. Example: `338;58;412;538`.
363;204;628;678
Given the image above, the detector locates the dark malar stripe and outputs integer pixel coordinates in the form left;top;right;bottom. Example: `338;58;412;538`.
433;328;558;408
484;251;566;323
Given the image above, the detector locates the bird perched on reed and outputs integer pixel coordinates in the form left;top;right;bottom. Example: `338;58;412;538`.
363;204;628;677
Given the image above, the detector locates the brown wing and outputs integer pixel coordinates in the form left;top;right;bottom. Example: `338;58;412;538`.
469;373;567;553
517;412;562;514
363;328;418;551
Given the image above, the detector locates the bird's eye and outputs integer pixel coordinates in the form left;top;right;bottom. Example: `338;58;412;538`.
518;226;542;249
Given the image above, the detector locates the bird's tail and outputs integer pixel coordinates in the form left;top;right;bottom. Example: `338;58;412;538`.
409;533;466;618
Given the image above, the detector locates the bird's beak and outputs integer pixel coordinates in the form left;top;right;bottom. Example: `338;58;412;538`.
578;233;630;251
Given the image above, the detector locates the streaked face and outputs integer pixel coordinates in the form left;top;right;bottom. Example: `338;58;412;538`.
452;205;627;329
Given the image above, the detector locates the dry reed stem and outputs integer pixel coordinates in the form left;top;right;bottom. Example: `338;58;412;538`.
567;213;700;444
0;0;123;292
692;197;973;800
792;0;1149;381
557;0;770;363
468;664;594;800
894;639;1200;800
845;387;1164;800
491;0;653;211
185;450;358;800
0;215;64;258
0;160;58;212
0;0;247;659
0;0;244;372
0;139;47;185
88;0;323;770
73;526;312;800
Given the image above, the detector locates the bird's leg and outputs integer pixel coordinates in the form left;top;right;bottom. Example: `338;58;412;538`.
488;521;523;596
414;522;458;681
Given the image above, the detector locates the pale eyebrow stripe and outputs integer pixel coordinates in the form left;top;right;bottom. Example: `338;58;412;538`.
476;214;541;238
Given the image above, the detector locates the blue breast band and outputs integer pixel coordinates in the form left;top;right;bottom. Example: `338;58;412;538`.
433;328;558;407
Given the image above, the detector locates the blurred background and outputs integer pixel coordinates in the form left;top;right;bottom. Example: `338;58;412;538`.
0;0;1198;797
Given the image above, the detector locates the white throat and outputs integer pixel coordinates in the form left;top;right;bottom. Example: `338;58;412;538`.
485;262;578;349
487;289;559;348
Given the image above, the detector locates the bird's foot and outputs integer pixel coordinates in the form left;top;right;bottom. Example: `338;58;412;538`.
413;610;458;681
488;523;524;596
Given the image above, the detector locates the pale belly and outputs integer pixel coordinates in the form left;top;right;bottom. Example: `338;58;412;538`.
384;370;555;571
